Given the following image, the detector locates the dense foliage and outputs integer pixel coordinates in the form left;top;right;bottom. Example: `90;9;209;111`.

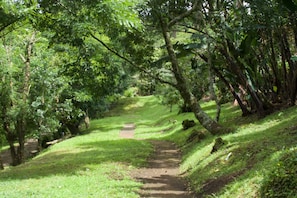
0;0;297;175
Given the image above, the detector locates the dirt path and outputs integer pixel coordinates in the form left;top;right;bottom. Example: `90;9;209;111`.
119;123;135;139
120;124;195;198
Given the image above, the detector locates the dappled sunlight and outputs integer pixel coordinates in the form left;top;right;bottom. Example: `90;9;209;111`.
178;105;297;197
0;165;141;198
2;96;297;197
0;139;151;182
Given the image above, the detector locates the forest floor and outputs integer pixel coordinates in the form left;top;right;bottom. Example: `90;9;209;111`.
119;123;195;198
0;139;39;167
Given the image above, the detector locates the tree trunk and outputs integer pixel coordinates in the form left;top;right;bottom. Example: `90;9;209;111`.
16;118;26;164
212;67;251;116
207;44;221;122
5;128;19;166
269;33;282;102
0;156;3;170
2;109;20;166
280;30;297;105
159;18;228;134
13;31;36;165
219;44;268;116
65;123;80;135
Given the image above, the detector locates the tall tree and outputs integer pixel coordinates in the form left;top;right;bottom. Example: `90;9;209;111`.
139;0;228;134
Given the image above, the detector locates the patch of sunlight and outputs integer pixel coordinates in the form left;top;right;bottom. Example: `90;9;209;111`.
181;143;214;173
124;102;143;111
232;119;281;137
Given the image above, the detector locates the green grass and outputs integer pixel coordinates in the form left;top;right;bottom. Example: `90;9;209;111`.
174;106;297;197
0;97;158;198
1;96;297;197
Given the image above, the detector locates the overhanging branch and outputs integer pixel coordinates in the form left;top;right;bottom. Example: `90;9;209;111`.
90;33;177;88
168;1;199;27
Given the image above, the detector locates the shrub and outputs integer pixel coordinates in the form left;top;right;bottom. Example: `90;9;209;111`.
260;148;297;198
124;87;138;97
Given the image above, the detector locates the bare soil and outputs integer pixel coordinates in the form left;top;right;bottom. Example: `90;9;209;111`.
120;123;195;198
0;139;39;167
119;123;135;139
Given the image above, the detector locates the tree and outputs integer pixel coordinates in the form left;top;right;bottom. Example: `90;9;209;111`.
0;28;68;165
137;0;228;134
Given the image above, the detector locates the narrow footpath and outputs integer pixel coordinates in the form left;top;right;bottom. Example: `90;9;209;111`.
120;123;195;198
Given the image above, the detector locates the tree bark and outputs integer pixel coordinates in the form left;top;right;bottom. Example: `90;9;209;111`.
0;156;3;170
5;124;19;166
65;123;80;135
2;43;20;166
4;123;19;166
280;30;297;105
159;18;228;134
14;32;36;165
212;67;251;116
219;44;268;116
207;44;221;122
269;33;282;101
198;53;251;116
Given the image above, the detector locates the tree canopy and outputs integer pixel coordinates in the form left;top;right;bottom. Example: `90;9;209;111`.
1;0;297;166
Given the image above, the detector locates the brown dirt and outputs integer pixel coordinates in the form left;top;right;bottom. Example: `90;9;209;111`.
0;139;39;167
119;123;135;139
120;123;195;197
197;170;245;197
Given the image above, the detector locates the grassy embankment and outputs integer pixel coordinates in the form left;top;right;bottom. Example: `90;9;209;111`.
1;96;297;197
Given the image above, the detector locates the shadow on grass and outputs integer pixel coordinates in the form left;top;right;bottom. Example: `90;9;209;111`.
0;139;152;181
184;113;297;196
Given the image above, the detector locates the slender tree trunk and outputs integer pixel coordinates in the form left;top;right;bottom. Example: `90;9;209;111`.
0;156;3;170
290;13;297;49
16;118;25;164
15;32;36;164
207;44;221;122
219;44;268;116
2;43;20;166
212;67;251;116
3;119;19;166
198;53;251;116
278;32;289;101
209;70;221;122
5;127;19;166
279;29;297;105
2;104;19;165
65;123;80;135
269;33;282;101
159;18;228;134
3;105;21;165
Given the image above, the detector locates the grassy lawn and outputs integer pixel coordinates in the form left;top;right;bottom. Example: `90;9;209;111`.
1;96;297;197
0;96;160;198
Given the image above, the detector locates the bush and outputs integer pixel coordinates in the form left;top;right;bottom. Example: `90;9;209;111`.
260;149;297;198
124;87;138;97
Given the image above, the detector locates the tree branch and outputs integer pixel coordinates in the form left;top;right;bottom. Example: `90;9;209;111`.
168;1;199;27
90;33;177;88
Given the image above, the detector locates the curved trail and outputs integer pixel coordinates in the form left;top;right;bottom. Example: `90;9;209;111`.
120;124;195;198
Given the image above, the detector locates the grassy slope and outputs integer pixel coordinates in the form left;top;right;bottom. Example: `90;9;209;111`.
0;97;157;198
1;96;297;197
123;97;297;197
